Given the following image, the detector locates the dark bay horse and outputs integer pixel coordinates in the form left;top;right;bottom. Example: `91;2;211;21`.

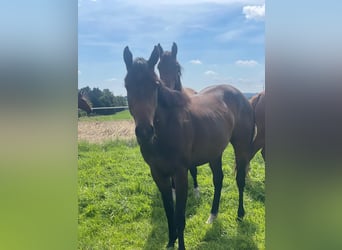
157;42;199;197
123;46;255;250
157;43;197;96
78;92;92;114
250;91;265;161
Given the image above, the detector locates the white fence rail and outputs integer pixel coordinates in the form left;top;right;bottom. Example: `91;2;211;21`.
91;106;128;110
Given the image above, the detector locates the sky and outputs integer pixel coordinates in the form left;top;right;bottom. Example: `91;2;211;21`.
78;0;265;96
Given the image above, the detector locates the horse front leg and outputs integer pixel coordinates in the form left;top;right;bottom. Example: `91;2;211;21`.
173;167;188;250
151;169;177;248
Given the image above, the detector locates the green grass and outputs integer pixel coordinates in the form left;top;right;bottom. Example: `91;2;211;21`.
78;140;265;249
78;110;132;122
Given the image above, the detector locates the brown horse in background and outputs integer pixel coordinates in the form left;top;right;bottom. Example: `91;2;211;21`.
78;92;92;115
250;91;265;161
123;45;254;250
157;42;199;197
157;43;197;96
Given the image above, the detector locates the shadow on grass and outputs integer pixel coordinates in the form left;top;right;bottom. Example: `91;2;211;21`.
245;177;265;203
143;178;203;250
142;190;168;250
142;186;260;249
198;219;259;250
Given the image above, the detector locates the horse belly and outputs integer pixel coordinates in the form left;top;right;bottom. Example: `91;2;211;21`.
190;122;233;165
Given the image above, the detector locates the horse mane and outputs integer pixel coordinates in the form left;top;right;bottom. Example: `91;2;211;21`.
158;82;190;108
174;63;183;91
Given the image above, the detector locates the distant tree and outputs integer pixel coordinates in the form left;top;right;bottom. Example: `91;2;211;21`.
113;95;127;106
100;89;115;107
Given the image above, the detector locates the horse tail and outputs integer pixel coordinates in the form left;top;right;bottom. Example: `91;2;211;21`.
252;124;258;143
250;92;262;110
250;92;262;143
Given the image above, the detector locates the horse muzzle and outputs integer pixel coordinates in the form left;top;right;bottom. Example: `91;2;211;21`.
135;124;155;143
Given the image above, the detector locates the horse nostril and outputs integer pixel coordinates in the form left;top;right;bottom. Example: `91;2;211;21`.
135;125;154;141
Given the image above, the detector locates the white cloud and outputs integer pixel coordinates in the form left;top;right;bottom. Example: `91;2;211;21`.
243;4;265;21
235;60;258;66
189;59;202;64
105;78;117;82
204;70;217;75
78;70;81;75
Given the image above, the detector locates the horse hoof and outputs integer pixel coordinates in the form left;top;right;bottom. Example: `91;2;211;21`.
236;216;243;222
166;243;174;249
194;187;200;199
206;213;217;224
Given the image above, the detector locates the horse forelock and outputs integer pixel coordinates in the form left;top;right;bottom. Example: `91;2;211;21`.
125;57;158;87
132;57;149;72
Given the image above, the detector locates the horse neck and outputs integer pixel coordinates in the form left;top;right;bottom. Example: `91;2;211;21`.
157;84;189;109
153;98;186;153
163;71;183;91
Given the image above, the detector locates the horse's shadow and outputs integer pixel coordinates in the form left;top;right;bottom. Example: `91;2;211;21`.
198;219;259;250
245;177;265;204
245;159;265;204
143;178;202;250
142;191;168;250
142;185;260;249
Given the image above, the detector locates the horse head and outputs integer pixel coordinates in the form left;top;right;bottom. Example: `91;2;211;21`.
78;92;92;114
123;46;160;144
157;42;183;91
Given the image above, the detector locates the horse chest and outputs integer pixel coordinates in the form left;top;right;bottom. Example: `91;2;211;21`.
139;135;189;176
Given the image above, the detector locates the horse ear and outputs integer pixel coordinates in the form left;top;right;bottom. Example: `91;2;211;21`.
148;46;159;69
171;42;178;59
123;46;133;71
157;43;164;56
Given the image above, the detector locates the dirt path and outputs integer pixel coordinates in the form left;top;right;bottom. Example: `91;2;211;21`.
78;120;135;143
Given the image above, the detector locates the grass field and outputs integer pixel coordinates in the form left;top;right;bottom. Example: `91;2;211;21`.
78;139;265;249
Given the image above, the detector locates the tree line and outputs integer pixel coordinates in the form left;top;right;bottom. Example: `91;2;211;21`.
79;86;127;107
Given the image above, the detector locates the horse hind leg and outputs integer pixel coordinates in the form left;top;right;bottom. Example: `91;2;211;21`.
171;177;176;201
235;158;248;220
172;166;199;202
232;143;250;221
206;155;224;224
189;166;200;198
230;106;255;220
